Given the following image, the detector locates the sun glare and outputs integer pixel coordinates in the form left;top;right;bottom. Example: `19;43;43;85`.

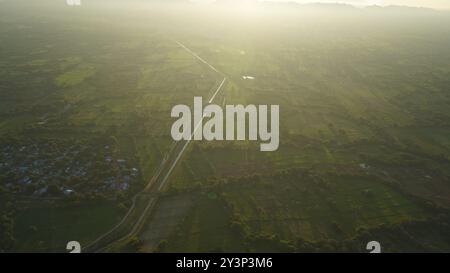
236;0;259;12
366;0;385;6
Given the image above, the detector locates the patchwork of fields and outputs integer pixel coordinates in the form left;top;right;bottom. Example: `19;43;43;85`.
0;1;450;252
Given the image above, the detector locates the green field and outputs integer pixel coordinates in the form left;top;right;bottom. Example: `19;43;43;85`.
1;0;450;253
11;199;124;252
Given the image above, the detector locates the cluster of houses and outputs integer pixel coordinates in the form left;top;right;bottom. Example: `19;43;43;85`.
0;141;140;198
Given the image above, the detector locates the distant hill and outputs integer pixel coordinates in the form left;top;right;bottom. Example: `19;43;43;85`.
212;0;439;13
213;0;355;9
367;5;436;13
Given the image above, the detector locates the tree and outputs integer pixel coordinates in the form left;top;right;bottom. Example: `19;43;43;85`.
155;240;168;253
47;184;62;196
0;215;15;252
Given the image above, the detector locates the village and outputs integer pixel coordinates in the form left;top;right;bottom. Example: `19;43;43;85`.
0;138;140;199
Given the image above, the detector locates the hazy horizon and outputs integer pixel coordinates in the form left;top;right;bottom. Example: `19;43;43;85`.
192;0;450;10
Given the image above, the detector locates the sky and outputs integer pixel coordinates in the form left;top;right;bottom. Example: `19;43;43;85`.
193;0;450;10
283;0;450;9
